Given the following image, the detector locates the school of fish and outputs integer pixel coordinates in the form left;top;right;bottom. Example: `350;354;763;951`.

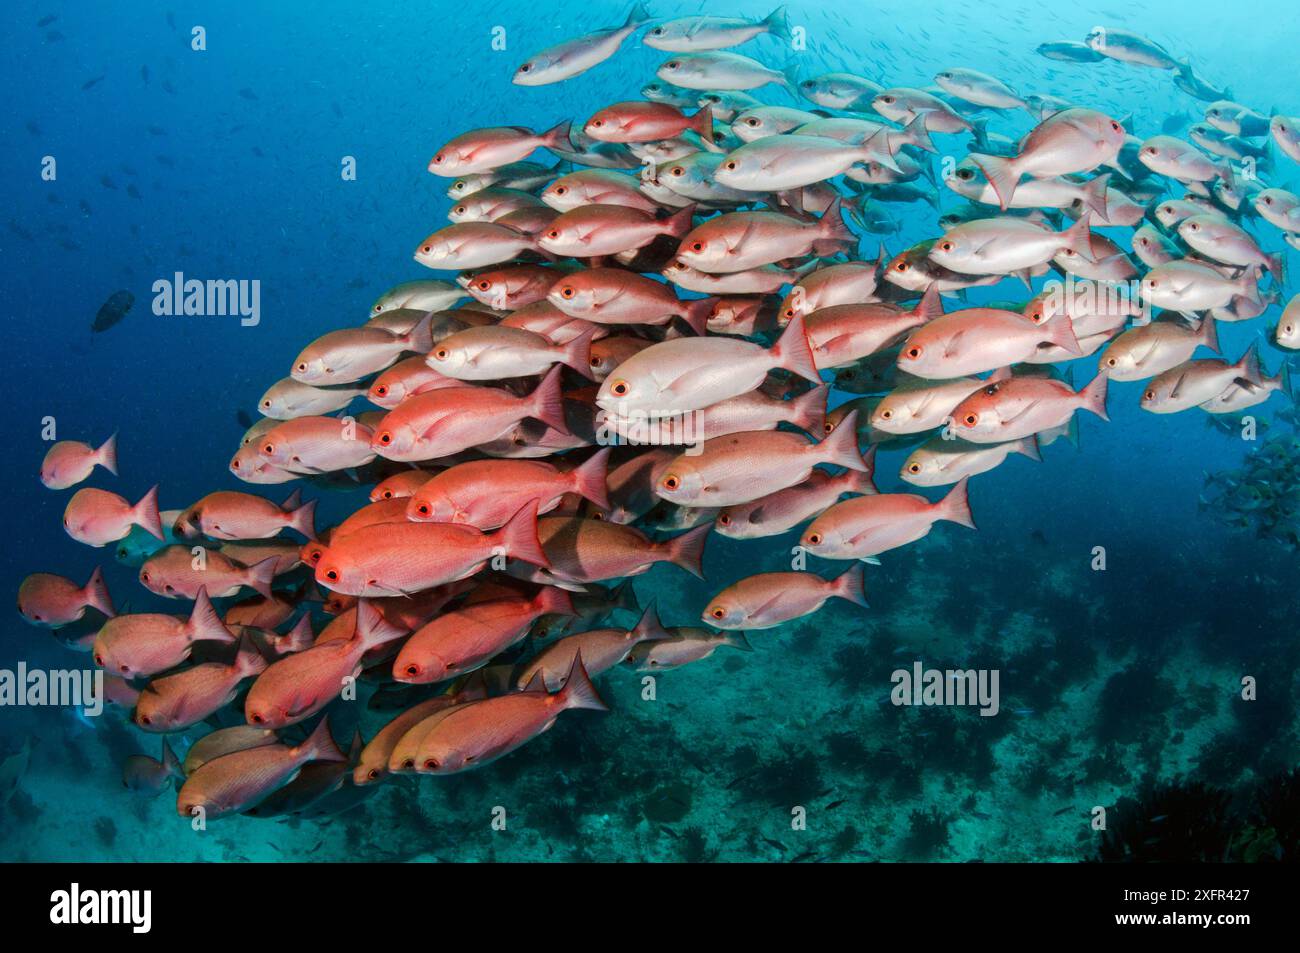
18;6;1298;820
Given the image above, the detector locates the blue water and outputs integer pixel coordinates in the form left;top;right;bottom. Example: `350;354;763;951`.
1;0;1297;862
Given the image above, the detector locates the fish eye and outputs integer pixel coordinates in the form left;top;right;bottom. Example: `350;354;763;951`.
806;532;823;545
416;503;431;516
908;463;921;474
1143;390;1155;401
404;663;420;677
367;769;380;780
962;413;978;427
554;186;567;195
433;347;450;361
477;279;492;290
421;244;432;254
433;154;444;163
671;166;685;176
547;229;560;239
94;654;104;666
263;443;275;454
905;345;922;359
374;384;388;397
561;286;576;298
666;62;679;70
1190;222;1200;231
939;241;954;252
296;362;307;372
592;119;604;128
1106;356;1117;367
745;118;760;127
455;206;466;215
709;606;726;620
610;379;630;396
378;431;393;445
324;568;339;581
881;96;894;104
690;241;704;252
881;409;893;419
955;168;973;180
718;514;731;526
895;262;910;272
381;490;393;499
1262;196;1273;205
1111;121;1122;132
138;714;151;725
518;64;530;73
662;475;680;491
724;161;737;171
261;399;271;408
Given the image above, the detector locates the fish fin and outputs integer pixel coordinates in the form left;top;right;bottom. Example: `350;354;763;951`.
937;476;976;529
1079;372;1110;421
1199;316;1220;355
771;312;822;384
492;500;550;569
288;499;317;538
97;432;119;476
819;409;871;471
528;365;569;434
789;383;828;435
691;104;714;142
913;282;944;322
188;586;235;643
662;202;697;240
1018;434;1042;462
859;556;882;565
1080;173;1111;224
820;197;855;248
279;488;302;511
902;113;937;154
763;5;791;42
562;326;598;380
1060;215;1094;262
298;716;346;763
282;613;316;653
405;311;436;354
1041;311;1082;355
631;601;668;640
833;563;869;608
970;153;1019;210
611;578;640;615
134;484;164;540
83;565;116;618
522;670;548;693
679;297;712;336
571;447;612;511
536;584;575;618
245;556;279;600
558;653;609;712
235;633;269;678
723;631;754;651
540;119;573;153
623;1;651;28
663;523;710;579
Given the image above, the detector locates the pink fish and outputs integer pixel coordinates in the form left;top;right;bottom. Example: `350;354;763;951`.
134;635;269;732
801;478;976;560
63;486;162;547
40;434;118;490
17;567;115;627
92;587;234;678
704;564;867;629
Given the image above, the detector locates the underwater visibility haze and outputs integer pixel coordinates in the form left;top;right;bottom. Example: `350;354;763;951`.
2;0;1299;867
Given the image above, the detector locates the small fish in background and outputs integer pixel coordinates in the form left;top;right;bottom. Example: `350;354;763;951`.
122;740;184;795
512;2;651;86
91;289;134;332
140;64;150;84
37;14;59;27
238;87;259;100
81;75;105;91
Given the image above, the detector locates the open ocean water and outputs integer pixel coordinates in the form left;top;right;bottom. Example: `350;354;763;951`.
1;0;1297;866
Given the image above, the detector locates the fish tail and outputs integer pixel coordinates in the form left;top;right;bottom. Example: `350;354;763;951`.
851;445;880;493
299;716;346;764
562;326;597;379
134;484;164;541
1060;214;1094;262
405;311;436;353
540;119;573;153
280;488;303;511
1237;266;1263;306
611;577;640;615
913;282;944;322
161;738;183;780
188;586;235;643
282;613;316;652
778;62;801;97
902;113;937;154
528;365;570;434
969;153;1019;211
663;523;709;579
1236;341;1261;381
493;500;550;569
83;565;116;618
790;383;827;435
1268;252;1287;288
1079;372;1110;421
571;446;612;511
662;202;697;240
680;297;712;335
723;631;753;652
245;556;279;599
819;196;855;248
537;584;575;618
631;601;666;640
833;562;869;608
288;498;317;538
1081;173;1111;224
819;409;871;472
97;432;119;476
235;633;269;678
624;1;651;28
937;476;976;529
558;653;609;712
1042;310;1083;356
691;104;714;142
771;312;821;383
764;5;791;42
1200;316;1221;354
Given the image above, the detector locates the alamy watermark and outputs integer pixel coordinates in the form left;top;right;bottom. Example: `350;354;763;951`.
152;272;261;327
